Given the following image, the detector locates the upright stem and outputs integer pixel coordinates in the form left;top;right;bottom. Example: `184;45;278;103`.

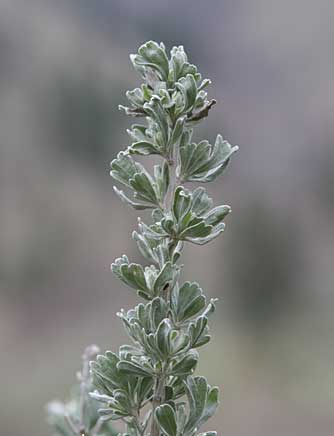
164;131;180;212
150;133;179;436
164;161;176;212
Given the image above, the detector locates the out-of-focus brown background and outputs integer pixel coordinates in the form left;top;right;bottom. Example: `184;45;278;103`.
1;0;333;435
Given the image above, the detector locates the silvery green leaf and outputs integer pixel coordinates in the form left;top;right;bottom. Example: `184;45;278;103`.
175;74;197;115
127;123;149;142
172;187;192;222
189;317;211;348
144;265;159;291
152;80;168;97
117;360;153;377
172;240;184;263
204;205;231;226
138;218;169;240
169;350;199;377
198;78;211;91
110;152;140;188
183;376;208;434
170;45;201;84
190;187;213;216
161;215;175;234
132;230;159;264
111;152;170;209
167;186;232;244
169;329;190;355
194;90;208;109
155;404;177;436
179;221;212;239
179;134;238;182
172;281;206;322
127;123;164;156
89;391;113;403
119;298;169;351
179;140;211;181
113;389;133;415
168;378;186;401
202;298;218;318
197;386;219;428
153;261;176;295
174;381;218;434
187;222;226;245
111;256;151;297
113;186;155;210
159;88;175;109
143;97;169;149
165;385;174;401
170;116;186;146
152;206;164;223
176;403;187;430
119;344;142;358
154;161;170;203
150;297;169;330
128;140;160;156
126;87;145;108
137;290;153;301
156;240;176;266
135;375;154;405
131;41;169;81
179;127;193;148
170;45;188;82
130;171;160;205
98;407;128;420
127;118;163;156
156;319;171;357
90;351;129;395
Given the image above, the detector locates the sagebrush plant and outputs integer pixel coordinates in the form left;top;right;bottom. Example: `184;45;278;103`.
47;41;238;436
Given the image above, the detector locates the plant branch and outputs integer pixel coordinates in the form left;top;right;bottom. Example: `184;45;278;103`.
150;120;180;434
46;41;238;436
150;371;167;436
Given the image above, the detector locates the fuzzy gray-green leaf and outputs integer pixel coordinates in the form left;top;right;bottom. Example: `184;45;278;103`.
155;404;177;436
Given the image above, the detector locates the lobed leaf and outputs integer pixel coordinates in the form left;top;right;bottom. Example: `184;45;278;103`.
172;281;206;322
179;133;239;183
117;360;153;377
131;41;170;81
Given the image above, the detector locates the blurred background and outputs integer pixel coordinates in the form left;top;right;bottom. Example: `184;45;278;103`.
1;0;333;435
